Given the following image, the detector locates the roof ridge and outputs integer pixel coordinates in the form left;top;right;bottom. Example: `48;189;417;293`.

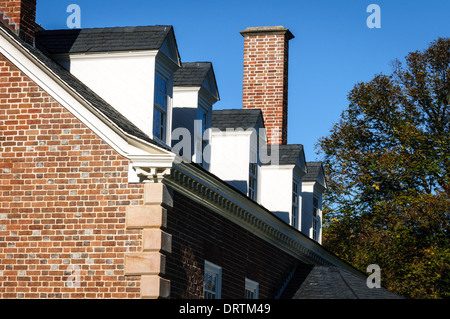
173;61;216;88
334;267;360;299
36;25;173;33
181;61;212;65
35;25;175;54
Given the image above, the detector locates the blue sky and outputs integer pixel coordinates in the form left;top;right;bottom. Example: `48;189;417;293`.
36;0;450;160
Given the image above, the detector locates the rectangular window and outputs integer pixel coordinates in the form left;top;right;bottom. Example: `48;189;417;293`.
245;278;259;299
312;218;318;241
204;261;222;299
312;196;320;241
313;196;319;217
153;74;167;141
291;180;299;228
249;162;258;201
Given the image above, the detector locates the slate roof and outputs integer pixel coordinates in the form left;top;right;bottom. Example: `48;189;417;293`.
212;109;264;130
282;266;403;299
0;22;167;150
278;145;304;165
174;62;213;87
260;144;304;166
35;25;174;54
303;162;323;182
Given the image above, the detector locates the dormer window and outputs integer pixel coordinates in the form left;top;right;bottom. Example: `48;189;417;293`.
154;73;168;142
209;109;264;199
172;62;219;166
249;162;258;201
292;180;299;228
37;26;180;140
248;144;259;201
312;196;319;241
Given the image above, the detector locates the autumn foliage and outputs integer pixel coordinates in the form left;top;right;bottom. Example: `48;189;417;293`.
319;38;450;299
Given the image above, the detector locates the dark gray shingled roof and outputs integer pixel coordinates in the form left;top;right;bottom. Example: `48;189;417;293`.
278;144;304;165
303;162;323;182
0;22;168;150
35;25;174;54
278;144;303;165
212;109;264;130
285;266;403;299
174;62;220;101
174;62;213;86
260;144;304;166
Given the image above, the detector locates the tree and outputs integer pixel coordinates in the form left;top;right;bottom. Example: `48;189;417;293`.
318;38;450;299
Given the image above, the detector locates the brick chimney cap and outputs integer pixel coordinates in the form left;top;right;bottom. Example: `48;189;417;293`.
239;26;294;40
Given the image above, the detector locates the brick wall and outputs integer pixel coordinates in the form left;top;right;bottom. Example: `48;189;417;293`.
0;50;303;299
241;27;293;145
0;53;145;298
0;0;36;43
166;190;300;299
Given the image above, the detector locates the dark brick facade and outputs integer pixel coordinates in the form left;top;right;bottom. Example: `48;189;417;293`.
166;190;301;299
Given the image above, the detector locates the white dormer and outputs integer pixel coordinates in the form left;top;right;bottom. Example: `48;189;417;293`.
172;62;220;168
209;109;266;201
36;26;181;145
301;162;327;243
259;145;307;230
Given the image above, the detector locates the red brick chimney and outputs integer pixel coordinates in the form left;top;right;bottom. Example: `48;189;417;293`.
0;0;37;44
240;26;294;145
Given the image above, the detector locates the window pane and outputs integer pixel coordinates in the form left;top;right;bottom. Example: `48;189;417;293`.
154;74;167;141
164;79;167;92
313;197;319;207
153;108;164;139
313;219;318;241
202;112;207;129
249;163;257;201
245;279;259;299
204;261;221;299
159;92;166;109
